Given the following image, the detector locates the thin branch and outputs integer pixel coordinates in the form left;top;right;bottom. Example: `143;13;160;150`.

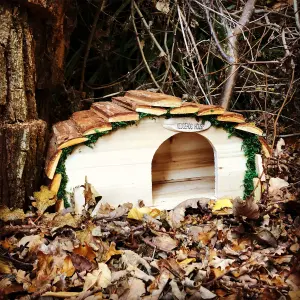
205;7;232;63
133;1;186;91
131;1;163;92
177;6;210;104
272;67;295;149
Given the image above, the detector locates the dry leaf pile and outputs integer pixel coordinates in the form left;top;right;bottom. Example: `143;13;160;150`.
0;193;299;299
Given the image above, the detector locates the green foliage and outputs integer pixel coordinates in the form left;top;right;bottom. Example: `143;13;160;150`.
54;115;261;206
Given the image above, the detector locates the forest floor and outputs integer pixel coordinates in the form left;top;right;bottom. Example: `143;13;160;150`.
0;137;299;300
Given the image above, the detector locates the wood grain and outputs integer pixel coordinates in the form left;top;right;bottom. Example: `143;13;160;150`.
91;101;139;122
71;110;112;135
170;102;199;114
53;120;88;149
125;90;181;107
217;112;245;123
112;96;167;116
197;105;225;116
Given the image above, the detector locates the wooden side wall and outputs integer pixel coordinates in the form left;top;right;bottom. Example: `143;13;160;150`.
65;118;247;209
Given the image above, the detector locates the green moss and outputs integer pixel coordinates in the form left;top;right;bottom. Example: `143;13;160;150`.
56;146;75;207
54;114;261;205
84;131;110;147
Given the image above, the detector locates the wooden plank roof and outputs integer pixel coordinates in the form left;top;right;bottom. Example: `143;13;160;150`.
45;90;267;179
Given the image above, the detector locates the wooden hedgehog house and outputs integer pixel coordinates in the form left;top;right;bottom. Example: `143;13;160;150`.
45;90;271;210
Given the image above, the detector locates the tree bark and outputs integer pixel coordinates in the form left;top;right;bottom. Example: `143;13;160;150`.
0;0;74;207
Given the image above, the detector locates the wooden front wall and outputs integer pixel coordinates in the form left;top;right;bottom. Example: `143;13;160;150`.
65;118;247;209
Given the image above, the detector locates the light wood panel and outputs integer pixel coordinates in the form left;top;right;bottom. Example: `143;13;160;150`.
152;132;214;183
65;118;247;209
153;177;215;208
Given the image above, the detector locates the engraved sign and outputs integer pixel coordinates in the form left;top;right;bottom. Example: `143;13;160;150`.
163;117;211;132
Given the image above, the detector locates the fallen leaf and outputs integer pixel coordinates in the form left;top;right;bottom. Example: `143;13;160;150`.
212;198;233;215
0;257;13;274
157;258;185;279
256;229;278;247
83;263;111;291
52;213;81;229
120;278;145;300
0;237;17;251
128;207;160;221
209;256;235;271
167;198;210;228
178;258;196;266
70;253;93;272
61;256;75;277
33;185;56;214
96;263;112;288
170;279;186;300
147;269;170;299
167;207;185;229
198;231;216;246
73;244;96;262
84;176;96;207
199;286;217;299
0;205;27;222
127;264;155;282
103;242;123;262
18;234;46;252
269;177;289;193
233;197;260;219
121;250;151;274
151;234;178;252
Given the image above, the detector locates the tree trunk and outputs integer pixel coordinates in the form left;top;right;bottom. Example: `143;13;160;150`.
0;0;74;208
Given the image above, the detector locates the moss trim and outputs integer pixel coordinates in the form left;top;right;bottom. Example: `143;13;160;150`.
56;114;261;206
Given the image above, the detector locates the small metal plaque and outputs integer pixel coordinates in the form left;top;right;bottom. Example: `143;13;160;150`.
163;117;211;132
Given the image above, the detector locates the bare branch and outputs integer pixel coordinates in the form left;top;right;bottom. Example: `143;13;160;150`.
131;1;163;92
205;7;232;63
220;0;257;109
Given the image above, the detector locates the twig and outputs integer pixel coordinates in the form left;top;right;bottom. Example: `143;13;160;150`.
79;0;106;94
177;6;210;104
181;3;212;100
272;67;295;149
132;1;187;90
131;1;163;92
0;225;39;237
82;92;122;103
241;65;279;80
205;6;232;63
73;287;103;300
133;1;166;57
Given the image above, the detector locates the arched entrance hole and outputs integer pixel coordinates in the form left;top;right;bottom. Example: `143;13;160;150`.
152;132;215;206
